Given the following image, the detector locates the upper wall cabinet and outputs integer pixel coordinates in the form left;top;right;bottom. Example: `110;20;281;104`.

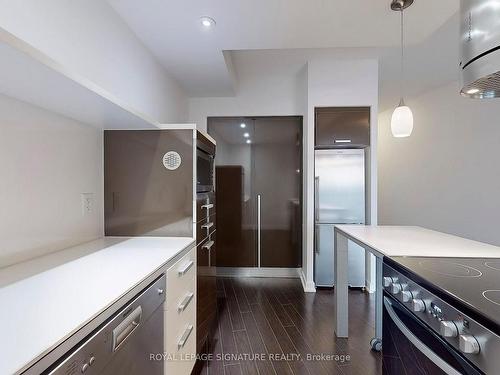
315;107;370;148
0;28;159;130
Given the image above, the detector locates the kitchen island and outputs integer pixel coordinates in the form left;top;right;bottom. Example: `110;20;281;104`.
333;225;500;347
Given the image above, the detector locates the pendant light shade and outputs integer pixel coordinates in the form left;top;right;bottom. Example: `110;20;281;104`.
390;0;414;138
391;103;413;138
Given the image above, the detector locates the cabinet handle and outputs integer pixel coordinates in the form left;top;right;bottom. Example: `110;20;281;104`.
334;139;352;144
201;222;214;230
201;203;213;209
257;194;261;267
178;260;194;276
178;325;194;350
112;306;142;352
202;240;214;251
177;292;194;312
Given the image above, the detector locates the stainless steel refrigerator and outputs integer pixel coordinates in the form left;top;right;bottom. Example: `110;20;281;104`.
314;149;366;287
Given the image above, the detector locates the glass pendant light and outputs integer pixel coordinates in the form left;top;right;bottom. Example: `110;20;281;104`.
390;0;414;138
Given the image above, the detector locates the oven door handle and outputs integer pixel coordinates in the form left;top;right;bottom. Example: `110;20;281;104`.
384;297;461;375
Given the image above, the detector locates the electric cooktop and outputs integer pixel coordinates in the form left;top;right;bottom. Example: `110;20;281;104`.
387;256;500;332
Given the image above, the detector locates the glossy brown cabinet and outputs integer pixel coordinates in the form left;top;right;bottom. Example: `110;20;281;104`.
208;116;302;269
315;107;370;148
215;166;256;267
104;129;194;237
196;231;216;353
195;190;217;355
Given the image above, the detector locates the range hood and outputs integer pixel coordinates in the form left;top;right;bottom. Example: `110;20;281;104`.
460;0;500;98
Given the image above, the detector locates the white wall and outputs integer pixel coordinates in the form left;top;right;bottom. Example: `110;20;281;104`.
379;82;500;246
0;0;188;123
0;95;103;268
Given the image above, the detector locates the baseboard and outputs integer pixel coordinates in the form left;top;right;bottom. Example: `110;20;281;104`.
216;267;301;278
299;269;316;293
365;279;376;293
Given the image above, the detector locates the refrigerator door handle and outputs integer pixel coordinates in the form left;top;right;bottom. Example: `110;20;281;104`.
314;176;319;222
314;225;319;254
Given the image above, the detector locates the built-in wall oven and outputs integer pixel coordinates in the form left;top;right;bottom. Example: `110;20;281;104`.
196;131;215;193
383;257;500;375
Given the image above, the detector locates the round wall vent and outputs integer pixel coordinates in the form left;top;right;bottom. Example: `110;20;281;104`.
162;151;182;170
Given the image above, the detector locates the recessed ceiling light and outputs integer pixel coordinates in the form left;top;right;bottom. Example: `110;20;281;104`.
466;88;480;94
243;132;250;138
200;16;216;28
240;123;246;128
246;139;251;144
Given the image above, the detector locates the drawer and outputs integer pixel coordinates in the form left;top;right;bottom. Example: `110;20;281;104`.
166;247;196;309
164;299;196;374
196;192;215;222
196;214;216;244
165;294;196;352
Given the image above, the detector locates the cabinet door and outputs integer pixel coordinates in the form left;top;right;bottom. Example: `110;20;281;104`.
253;117;302;267
196;234;217;353
215;166;256;266
315;107;370;147
210;117;257;267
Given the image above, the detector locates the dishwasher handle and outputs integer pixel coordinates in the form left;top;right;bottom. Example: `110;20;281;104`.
112;305;143;352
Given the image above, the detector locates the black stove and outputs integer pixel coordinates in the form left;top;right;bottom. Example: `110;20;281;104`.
382;256;500;375
387;257;500;333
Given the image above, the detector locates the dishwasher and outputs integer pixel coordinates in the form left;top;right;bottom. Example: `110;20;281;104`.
45;275;166;375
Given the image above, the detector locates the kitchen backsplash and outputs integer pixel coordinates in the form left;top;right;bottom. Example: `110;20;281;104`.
0;94;103;268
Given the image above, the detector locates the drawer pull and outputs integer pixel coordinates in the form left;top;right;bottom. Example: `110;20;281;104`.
201;222;214;230
202;240;214;251
201;203;214;209
178;260;194;276
178;325;194;350
177;292;194;312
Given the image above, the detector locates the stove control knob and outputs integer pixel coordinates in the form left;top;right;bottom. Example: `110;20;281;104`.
391;283;402;295
383;277;393;288
401;290;413;303
412;299;426;312
440;321;458;338
459;334;480;354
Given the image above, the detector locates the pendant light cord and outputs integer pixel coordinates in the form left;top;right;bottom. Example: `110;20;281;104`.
400;8;405;106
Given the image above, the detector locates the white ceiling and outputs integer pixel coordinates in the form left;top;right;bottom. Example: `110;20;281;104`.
107;0;458;97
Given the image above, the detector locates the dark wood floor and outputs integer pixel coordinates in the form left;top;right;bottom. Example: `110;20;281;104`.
199;277;382;375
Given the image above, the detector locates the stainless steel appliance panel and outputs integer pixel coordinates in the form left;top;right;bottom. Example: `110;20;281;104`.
314;224;335;286
314;148;365;287
314;149;365;224
314;224;366;287
460;0;500;98
460;0;500;67
46;275;166;375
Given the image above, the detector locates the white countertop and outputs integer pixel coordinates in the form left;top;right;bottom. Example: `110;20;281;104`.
0;236;195;375
335;225;500;258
